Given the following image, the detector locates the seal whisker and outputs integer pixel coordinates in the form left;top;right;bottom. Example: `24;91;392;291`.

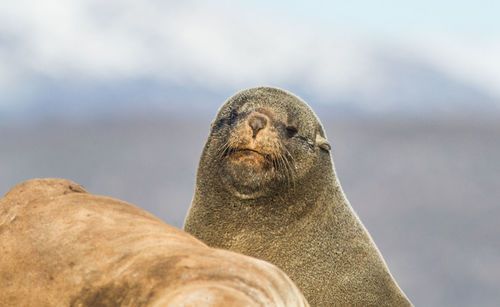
281;155;293;190
277;154;291;189
281;145;296;192
269;141;290;189
216;141;231;162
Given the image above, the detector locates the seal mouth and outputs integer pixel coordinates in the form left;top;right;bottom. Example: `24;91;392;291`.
224;147;272;168
217;143;295;177
228;147;268;158
233;148;265;156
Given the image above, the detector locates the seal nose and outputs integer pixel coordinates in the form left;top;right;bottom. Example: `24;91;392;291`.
248;113;268;138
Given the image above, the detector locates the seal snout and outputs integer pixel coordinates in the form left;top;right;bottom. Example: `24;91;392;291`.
248;112;269;138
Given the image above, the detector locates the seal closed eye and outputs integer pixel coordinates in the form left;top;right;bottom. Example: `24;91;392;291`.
184;86;413;306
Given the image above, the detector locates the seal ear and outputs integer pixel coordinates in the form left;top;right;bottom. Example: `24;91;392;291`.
315;134;331;152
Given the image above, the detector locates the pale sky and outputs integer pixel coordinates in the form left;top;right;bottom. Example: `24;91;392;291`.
0;0;499;115
245;0;500;35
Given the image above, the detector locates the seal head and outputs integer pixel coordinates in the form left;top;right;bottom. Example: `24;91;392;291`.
209;87;330;199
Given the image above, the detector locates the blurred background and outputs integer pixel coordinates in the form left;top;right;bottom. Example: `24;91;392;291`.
1;1;499;306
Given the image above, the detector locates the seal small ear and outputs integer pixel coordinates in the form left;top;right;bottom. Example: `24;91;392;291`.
315;134;331;152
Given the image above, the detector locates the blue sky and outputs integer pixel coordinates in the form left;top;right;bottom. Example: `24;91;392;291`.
0;0;499;118
245;0;500;36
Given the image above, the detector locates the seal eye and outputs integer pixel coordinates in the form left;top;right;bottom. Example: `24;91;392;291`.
286;126;298;138
229;110;238;124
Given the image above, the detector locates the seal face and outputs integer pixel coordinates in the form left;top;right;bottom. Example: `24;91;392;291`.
185;87;412;306
210;89;329;199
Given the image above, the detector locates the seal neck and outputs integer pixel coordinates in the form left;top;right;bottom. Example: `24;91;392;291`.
192;155;345;231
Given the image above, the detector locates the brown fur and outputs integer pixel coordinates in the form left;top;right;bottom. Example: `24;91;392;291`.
184;87;412;306
0;178;308;306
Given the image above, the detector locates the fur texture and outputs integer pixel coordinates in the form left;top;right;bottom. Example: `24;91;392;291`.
0;178;308;307
184;87;412;306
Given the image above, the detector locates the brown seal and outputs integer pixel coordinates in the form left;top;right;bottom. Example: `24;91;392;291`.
184;87;412;306
0;178;308;307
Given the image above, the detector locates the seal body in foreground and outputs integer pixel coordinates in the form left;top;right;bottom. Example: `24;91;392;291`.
184;87;412;306
0;178;308;307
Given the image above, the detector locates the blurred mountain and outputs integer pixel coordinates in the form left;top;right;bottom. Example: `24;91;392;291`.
1;50;499;124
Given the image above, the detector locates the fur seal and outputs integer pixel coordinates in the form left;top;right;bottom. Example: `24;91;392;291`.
184;87;412;306
0;178;308;307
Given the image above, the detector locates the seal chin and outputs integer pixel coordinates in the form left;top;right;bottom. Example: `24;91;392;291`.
219;153;277;199
222;176;270;199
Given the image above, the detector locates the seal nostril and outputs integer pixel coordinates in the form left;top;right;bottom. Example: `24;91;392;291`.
248;115;268;137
